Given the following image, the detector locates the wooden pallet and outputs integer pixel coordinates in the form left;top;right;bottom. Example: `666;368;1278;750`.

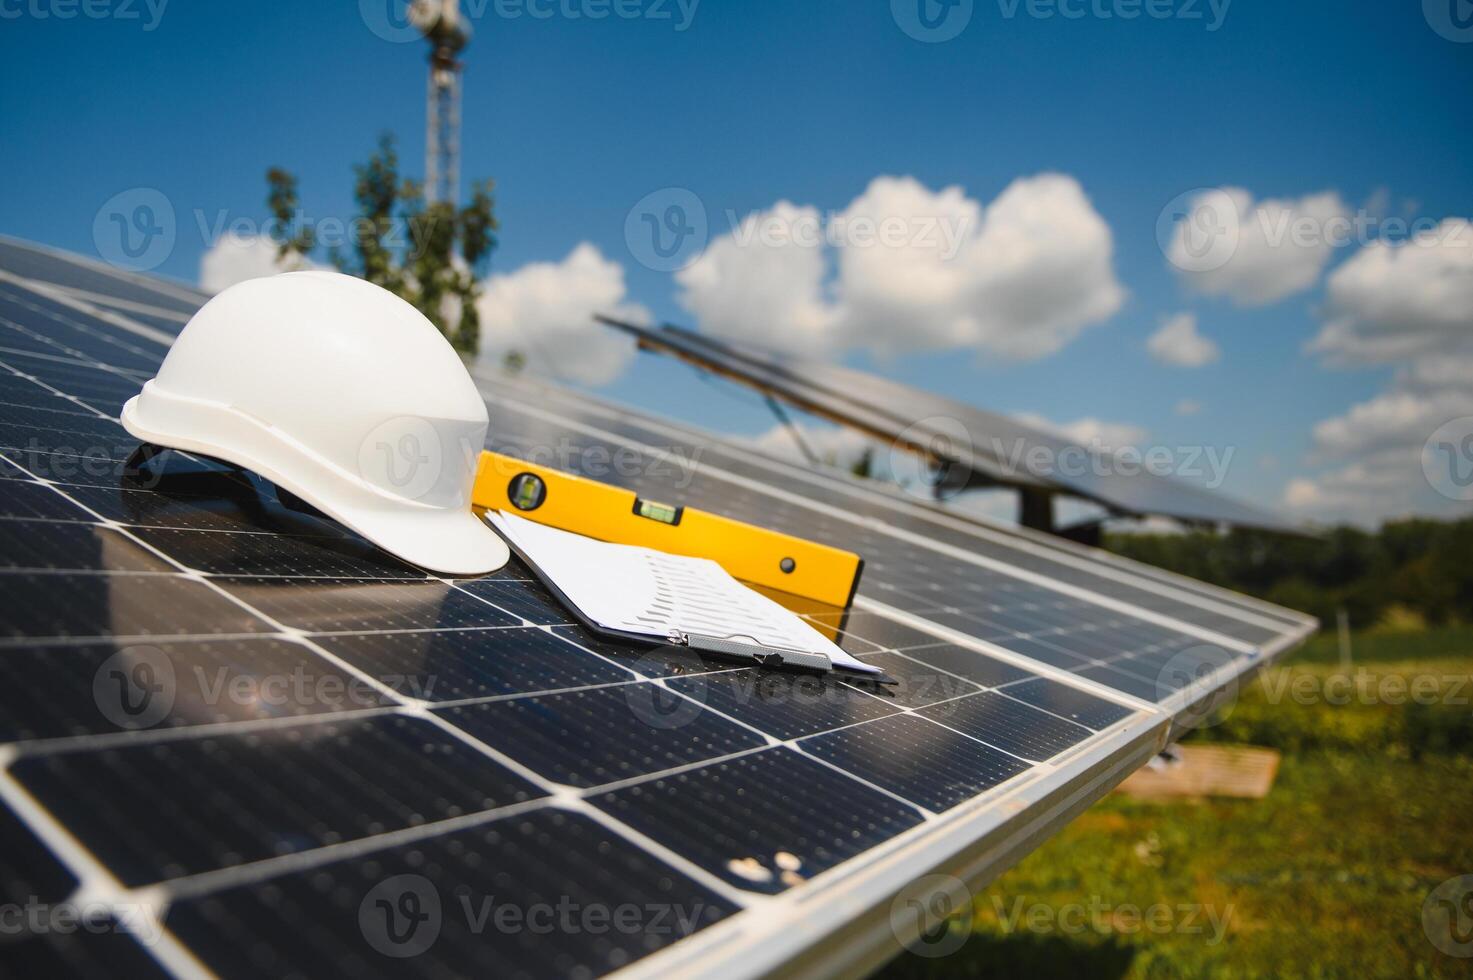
1116;744;1281;800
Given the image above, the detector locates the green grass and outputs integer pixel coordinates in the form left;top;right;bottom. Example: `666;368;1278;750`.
875;626;1473;980
1292;623;1473;666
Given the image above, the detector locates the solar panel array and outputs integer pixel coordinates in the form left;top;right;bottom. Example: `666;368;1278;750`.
0;240;1315;978
600;319;1305;535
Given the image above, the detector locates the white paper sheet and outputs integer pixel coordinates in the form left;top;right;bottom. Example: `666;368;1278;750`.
486;511;879;674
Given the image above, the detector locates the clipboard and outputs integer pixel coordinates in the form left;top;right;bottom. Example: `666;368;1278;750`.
483;511;884;677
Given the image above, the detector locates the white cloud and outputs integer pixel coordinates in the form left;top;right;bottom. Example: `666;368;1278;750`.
475;243;649;386
1308;388;1473;464
1011;412;1149;452
1309;219;1473;366
1148;312;1220;368
673;202;837;357
1281;450;1444;527
1293;387;1473;526
198;234;321;293
1404;352;1473;391
1286;216;1473;526
1168;188;1348;306
677;173;1125;361
1283;477;1319;509
1174;398;1203;416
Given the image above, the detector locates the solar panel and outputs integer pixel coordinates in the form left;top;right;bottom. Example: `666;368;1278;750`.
0;245;1314;978
599;319;1306;536
0;235;206;325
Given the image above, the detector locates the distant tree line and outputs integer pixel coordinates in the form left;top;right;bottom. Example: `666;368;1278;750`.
1104;517;1473;630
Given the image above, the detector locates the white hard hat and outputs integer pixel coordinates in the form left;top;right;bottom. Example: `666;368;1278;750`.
121;271;509;576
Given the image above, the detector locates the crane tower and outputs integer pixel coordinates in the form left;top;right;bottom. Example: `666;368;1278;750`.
411;0;470;205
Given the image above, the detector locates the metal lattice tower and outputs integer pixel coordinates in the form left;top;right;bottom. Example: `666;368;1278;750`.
412;0;470;205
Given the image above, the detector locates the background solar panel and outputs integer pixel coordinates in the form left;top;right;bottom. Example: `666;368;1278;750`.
0;247;1311;978
600;320;1305;535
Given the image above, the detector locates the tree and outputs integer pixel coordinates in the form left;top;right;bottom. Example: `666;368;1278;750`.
266;168;314;264
1103;516;1473;629
266;133;497;356
344;133;405;294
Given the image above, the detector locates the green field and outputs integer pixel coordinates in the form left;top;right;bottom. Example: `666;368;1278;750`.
876;626;1473;979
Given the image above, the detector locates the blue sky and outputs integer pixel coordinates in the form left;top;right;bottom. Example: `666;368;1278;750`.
2;0;1470;527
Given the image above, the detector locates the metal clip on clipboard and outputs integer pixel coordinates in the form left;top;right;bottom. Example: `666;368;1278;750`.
677;632;834;674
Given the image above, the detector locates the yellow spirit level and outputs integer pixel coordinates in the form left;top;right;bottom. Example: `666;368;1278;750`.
472;451;864;608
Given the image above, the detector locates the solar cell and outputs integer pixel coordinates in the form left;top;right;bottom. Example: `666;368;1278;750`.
0;638;388;743
998;675;1137;730
0;571;271;639
0;253;1310;978
0;799;77;905
210;577;523;632
163;809;740;978
0;286;168;372
315;627;635;702
438;685;769;788
0;236;210;318
915;691;1096;762
12;715;548;886
664;668;903;740
799;714;1036;813
0;917;171;980
589;747;926;894
838;651;984;709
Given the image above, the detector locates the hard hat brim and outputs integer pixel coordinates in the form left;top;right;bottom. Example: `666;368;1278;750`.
121;391;510;577
331;500;511;578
